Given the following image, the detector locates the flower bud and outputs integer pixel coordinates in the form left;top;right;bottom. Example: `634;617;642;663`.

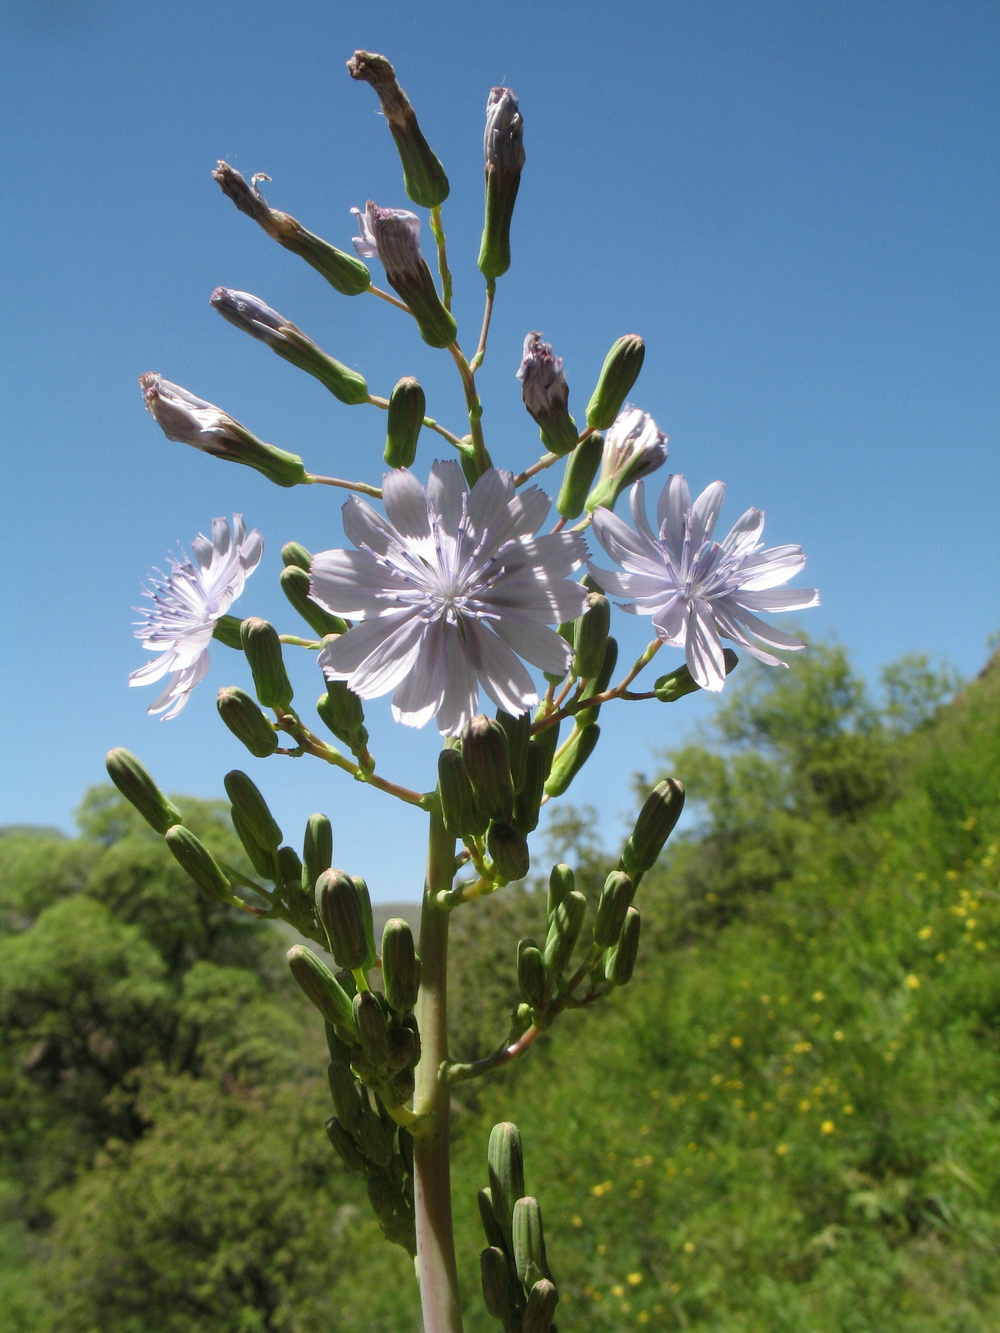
213;161;371;296
543;722;601;798
516;332;579;457
139;374;308;488
287;944;356;1031
315;678;368;747
573;592;611;682
620;778;686;877
478;87;525;283
216;686;279;756
655;649;738;701
487;821;530;883
585;335;646;430
325;1117;369;1174
516;939;546;1009
104;748;182;835
327;1060;364;1132
223;769;282;852
487;1122;524;1254
574;636;619;729
164;825;230;901
532;717;561;779
480;1246;518;1326
512;1196;551;1291
353;876;378;972
543;889;587;976
346;51;450;208
277;845;303;894
353;990;391;1070
316;868;370;971
512;741;547;836
389;1014;421;1072
586;404;669;513
495;709;531;795
210;287;369;406
352;202;457;348
462;715;515;821
523;1279;559;1333
281;541;312;571
556;430;604;520
240;617;294;710
212;614;245;650
302;813;333;897
436;746;489;839
547;863;575;921
592;871;635;949
477;1187;506;1254
228;805;274;880
605;906;641;986
355;1098;395;1169
281;566;349;637
384;376;426;468
382;918;421;1014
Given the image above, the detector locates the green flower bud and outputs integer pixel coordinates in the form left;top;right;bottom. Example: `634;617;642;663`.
620;778;685;877
325;1021;353;1066
241;617;293;710
480;1246;518;1326
463;715;515;821
457;437;493;488
315;678;368;746
217;686;279;756
367;1176;400;1226
277;846;303;892
605;905;641;986
512;740;547;836
495;708;531;794
516;939;546;1009
436;746;488;839
543;723;601;798
392;1066;416;1104
385;376;425;469
487;1122;524;1254
281;541;312;571
543;621;575;685
223;770;282;852
556;430;604;520
547;863;574;921
213;161;371;297
382;918;421;1014
327;1060;364;1131
586;335;646;430
281;565;349;637
523;1278;559;1333
353;990;391;1070
478;87;525;283
573;592;611;682
512;1196;551;1291
229;805;275;880
543;889;587;976
353;876;378;971
487;822;530;883
212;614;245;650
316;868;370;971
593;871;635;949
532;716;561;779
388;1015;421;1072
164;825;230;901
574;636;619;729
655;649;738;701
302;813;333;896
356;1098;395;1170
287;944;356;1031
347;51;450;208
477;1187;507;1255
104;748;182;835
325;1117;369;1175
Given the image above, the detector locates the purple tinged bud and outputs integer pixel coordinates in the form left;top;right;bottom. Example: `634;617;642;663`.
586;404;669;512
351;202;457;349
210;287;287;347
516;332;579;456
479;87;525;283
484;87;525;174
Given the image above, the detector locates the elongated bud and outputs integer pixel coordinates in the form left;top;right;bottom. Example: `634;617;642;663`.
477;1187;507;1254
351;202;456;348
463;715;515;820
105;748;182;835
316;678;368;747
436;746;489;838
495;709;531;795
620;778;685;877
512;740;546;835
516;939;546;1008
382;918;421;1013
556;430;604;520
229;805;274;880
547;863;574;921
487;821;530;883
212;614;245;650
532;717;561;779
210;288;369;405
347;51;449;208
512;1197;551;1290
223;770;282;852
164;825;230;901
277;845;303;893
301;813;333;896
655;649;738;701
586;405;669;513
543;889;587;975
586;335;646;430
543;723;601;798
573;592;611;681
479;86;525;283
389;1015;421;1071
480;1246;518;1325
240;618;293;710
327;1060;364;1131
355;1099;395;1170
605;905;641;985
353;990;391;1069
523;1278;559;1333
593;871;635;949
216;686;279;757
213;161;371;296
516;332;579;456
575;636;619;729
325;1117;369;1174
384;376;425;469
281;565;349;637
353;876;378;971
139;374;308;488
281;541;312;571
287;944;356;1031
487;1122;524;1254
316;868;369;971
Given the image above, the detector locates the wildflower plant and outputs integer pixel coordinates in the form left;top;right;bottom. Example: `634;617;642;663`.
107;52;817;1333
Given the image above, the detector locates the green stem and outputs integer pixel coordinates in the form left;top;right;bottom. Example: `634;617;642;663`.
429;206;453;310
412;812;464;1333
447;343;490;476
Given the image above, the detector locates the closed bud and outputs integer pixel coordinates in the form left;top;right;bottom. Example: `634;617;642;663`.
487;1122;525;1254
556;430;604;520
392;1066;416;1103
512;1196;551;1291
385;376;425;468
281;541;312;571
573;592;611;681
325;1116;369;1175
224;769;282;852
367;1176;400;1226
512;741;547;835
356;1098;395;1170
277;846;303;893
229;805;274;880
163;825;229;901
351;202;456;348
462;715;515;820
586;405;669;513
532;717;561;779
382;918;421;1014
574;636;619;729
388;1016;421;1072
586;335;646;430
281;565;349;636
241;618;293;710
593;871;635;949
516;939;546;1008
353;990;391;1070
287;944;356;1031
487;821;530;883
327;1060;364;1131
523;1278;559;1333
353;877;378;971
655;649;738;701
477;1187;507;1254
516;332;579;457
480;1246;518;1325
316;868;370;971
212;614;245;650
605;905;641;986
543;889;587;976
437;746;488;838
105;748;181;835
543;723;601;798
316;677;367;745
478;86;525;283
347;51;450;208
302;813;333;896
620;778;686;877
547;863;574;921
495;709;531;794
213;161;371;296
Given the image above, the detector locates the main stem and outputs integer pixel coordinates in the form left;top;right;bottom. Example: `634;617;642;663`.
412;812;464;1333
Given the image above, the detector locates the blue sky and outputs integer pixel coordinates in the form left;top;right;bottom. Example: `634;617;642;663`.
2;1;997;897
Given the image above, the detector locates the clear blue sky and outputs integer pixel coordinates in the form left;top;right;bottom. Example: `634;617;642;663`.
2;0;997;897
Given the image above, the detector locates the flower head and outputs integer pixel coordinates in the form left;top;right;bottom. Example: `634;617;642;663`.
516;332;578;455
310;463;588;735
484;87;525;174
586;405;669;512
351;202;423;278
129;515;263;719
589;474;818;692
